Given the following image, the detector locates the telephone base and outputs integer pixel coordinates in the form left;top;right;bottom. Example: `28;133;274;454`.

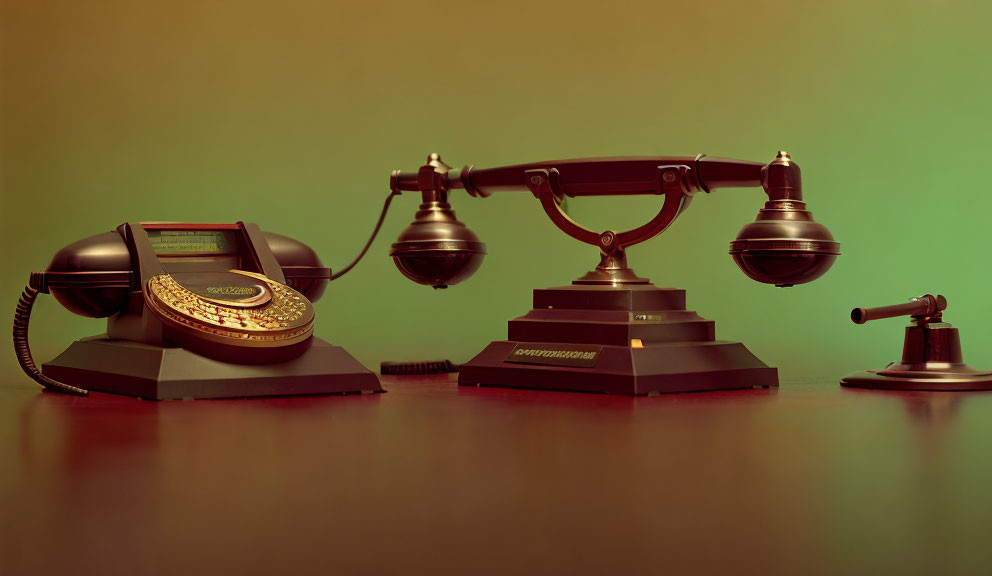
42;336;382;400
457;284;778;395
458;340;777;395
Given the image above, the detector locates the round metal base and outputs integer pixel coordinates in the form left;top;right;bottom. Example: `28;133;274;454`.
841;369;992;391
572;267;650;285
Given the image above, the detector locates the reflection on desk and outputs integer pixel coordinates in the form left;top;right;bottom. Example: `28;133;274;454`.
3;375;992;575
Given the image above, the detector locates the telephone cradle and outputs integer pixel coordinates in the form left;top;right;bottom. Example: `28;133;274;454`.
13;222;382;399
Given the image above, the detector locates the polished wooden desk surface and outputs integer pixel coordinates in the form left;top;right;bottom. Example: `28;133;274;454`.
2;375;992;575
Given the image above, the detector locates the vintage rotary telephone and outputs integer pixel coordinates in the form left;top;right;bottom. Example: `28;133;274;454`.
841;294;992;390
13;222;381;399
376;151;840;394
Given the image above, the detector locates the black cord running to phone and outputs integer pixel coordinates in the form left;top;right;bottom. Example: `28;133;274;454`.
329;190;399;281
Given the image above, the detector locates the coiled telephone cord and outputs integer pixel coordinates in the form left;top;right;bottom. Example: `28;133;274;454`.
13;286;88;396
380;360;459;375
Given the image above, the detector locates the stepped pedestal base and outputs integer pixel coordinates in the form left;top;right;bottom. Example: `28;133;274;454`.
43;336;382;400
458;284;778;395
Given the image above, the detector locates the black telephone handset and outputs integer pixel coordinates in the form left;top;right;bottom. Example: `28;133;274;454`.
11;222;359;398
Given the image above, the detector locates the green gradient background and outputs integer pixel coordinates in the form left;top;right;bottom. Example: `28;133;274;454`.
2;0;991;386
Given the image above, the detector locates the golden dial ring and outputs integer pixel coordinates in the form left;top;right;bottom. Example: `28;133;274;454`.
145;270;315;349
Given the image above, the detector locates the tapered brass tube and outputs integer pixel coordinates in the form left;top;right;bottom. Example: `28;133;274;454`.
851;294;946;324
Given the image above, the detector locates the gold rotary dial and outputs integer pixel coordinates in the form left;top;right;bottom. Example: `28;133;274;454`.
145;270;314;347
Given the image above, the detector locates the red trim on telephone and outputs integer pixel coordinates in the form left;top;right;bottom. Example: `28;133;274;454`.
140;223;241;230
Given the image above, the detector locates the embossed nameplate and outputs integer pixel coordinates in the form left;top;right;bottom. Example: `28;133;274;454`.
503;343;602;368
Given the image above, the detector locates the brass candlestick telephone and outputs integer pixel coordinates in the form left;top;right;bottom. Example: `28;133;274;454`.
13;222;382;399
381;151;840;394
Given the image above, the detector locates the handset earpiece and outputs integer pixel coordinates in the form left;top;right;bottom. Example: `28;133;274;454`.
389;199;486;289
388;154;486;289
730;151;840;287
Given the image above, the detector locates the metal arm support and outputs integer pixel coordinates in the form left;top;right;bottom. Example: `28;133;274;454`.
390;154;774;197
389;153;797;253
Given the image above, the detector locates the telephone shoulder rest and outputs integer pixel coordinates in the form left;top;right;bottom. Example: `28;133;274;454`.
14;222;382;399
